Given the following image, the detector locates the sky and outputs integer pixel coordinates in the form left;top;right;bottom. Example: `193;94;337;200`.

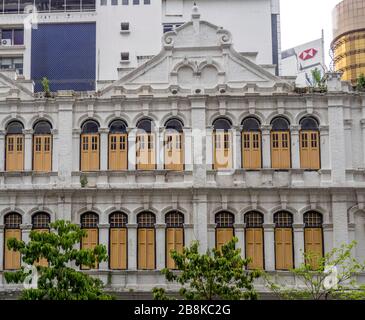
280;0;342;66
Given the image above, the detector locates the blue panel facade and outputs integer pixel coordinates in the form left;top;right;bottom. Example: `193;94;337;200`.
31;23;96;92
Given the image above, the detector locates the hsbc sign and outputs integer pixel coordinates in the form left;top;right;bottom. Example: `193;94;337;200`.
299;48;318;61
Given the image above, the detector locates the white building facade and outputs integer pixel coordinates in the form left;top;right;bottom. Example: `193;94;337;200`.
0;10;364;293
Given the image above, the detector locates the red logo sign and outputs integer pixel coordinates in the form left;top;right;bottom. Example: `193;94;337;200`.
299;48;318;61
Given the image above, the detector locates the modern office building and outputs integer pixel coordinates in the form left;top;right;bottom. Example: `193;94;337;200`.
0;0;281;91
0;7;364;293
332;0;365;85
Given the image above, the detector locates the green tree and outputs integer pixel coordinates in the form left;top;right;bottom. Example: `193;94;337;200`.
5;220;113;300
309;68;327;92
41;77;51;97
265;241;365;300
356;74;365;92
153;238;261;300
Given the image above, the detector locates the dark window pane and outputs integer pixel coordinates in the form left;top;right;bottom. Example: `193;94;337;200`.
4;0;19;13
35;0;50;11
20;0;35;13
82;0;95;10
51;0;65;11
7;121;24;134
213;118;231;131
82;120;99;133
34;121;52;134
144;0;150;4
133;0;139;4
271;117;290;131
13;29;24;45
65;0;80;11
1;30;13;43
111;0;117;4
122;0;128;4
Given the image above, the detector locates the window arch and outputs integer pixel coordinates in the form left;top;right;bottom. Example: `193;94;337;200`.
80;212;99;269
32;212;50;267
271;117;291;169
5;121;24;172
244;212;264;270
109;212;128;270
300;117;320;170
137;212;156;270
242;118;262;170
81;120;100;172
274;211;294;270
4;213;22;270
109;120;128;171
33;120;52;172
213;118;232;170
215;212;234;251
304;211;323;269
136;119;155;170
165;211;184;269
164;119;184;171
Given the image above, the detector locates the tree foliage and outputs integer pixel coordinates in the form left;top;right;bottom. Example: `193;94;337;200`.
153;238;261;300
356;74;365;92
309;68;327;92
265;241;365;300
4;220;113;300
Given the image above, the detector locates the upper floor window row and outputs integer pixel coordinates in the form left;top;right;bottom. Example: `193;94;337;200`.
101;0;150;6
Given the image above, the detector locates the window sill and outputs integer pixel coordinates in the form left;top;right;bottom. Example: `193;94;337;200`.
120;60;130;65
120;30;130;34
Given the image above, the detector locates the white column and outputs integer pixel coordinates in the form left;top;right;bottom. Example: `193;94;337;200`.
156;128;164;170
184;224;194;247
261;125;271;169
290;125;300;169
20;225;32;267
323;224;333;254
128;129;136;170
344;120;353;169
206;127;213;170
155;224;166;269
0;227;4;270
72;129;81;172
183;128;193;171
99;128;109;171
361;120;365;168
331;193;349;247
0;130;5;171
293;224;305;267
235;224;245;259
234;127;242;170
23;129;33;171
51;129;58;172
98;224;109;270
127;224;137;270
320;125;330;170
263;224;275;271
193;193;208;253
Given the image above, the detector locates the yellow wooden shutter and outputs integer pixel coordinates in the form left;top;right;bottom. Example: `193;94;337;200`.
304;228;323;270
166;228;184;269
109;134;128;171
245;228;264;270
33;229;49;267
214;132;232;170
271;131;291;169
81;228;99;269
110;228;127;269
81;134;99;171
216;228;234;252
300;131;320;170
6;135;24;171
242;132;262;169
138;228;155;270
4;229;21;270
137;134;155;170
33;135;52;172
275;228;293;270
165;133;184;171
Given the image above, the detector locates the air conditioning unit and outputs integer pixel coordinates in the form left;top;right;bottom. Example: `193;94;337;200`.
1;39;12;46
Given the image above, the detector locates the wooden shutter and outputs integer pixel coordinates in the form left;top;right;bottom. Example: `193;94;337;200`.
81;228;99;269
216;228;234;251
81;134;99;171
33;135;52;172
33;229;49;267
214;132;232;169
4;229;21;270
304;228;323;270
110;228;127;269
137;134;155;170
166;228;184;269
271;131;291;169
300;131;320;170
245;228;264;270
109;133;128;170
165;133;184;171
242;132;262;169
275;228;293;270
6;135;24;171
138;228;155;270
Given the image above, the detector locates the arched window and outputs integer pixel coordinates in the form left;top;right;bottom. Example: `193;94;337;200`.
32;212;51;267
109;212;128;270
5;121;24;172
213;118;232;170
137;212;156;270
215;212;234;251
81;120;100;172
164;119;184;171
300;117;320;170
304;211;323;269
242;118;262;170
109;120;128;171
81;212;99;269
165;211;184;269
4;213;22;270
244;212;264;270
274;212;294;270
33;120;52;172
136;119;155;170
271;117;291;169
